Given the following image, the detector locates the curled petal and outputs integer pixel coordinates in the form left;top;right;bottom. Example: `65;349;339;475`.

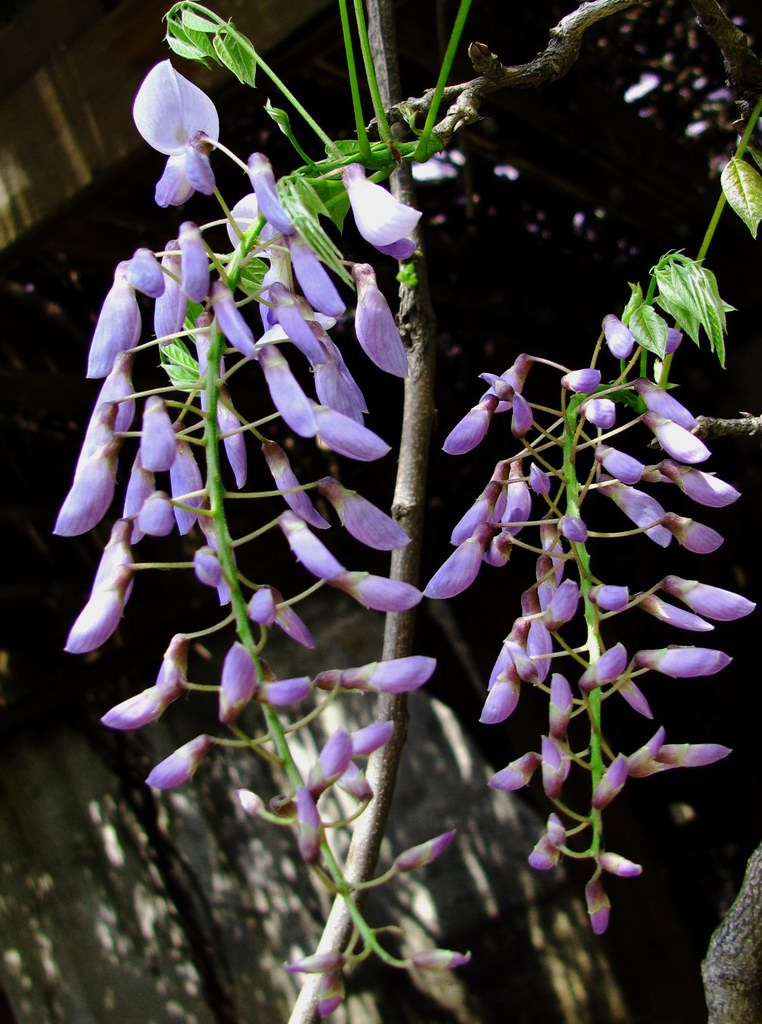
133;61;219;156
352;263;408;377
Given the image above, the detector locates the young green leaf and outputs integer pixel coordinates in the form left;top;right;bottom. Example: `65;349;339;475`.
654;255;729;367
265;100;315;167
239;257;268;296
721;155;762;238
159;339;201;391
278;176;353;286
620;282;643;326
628;303;668;359
180;9;219;32
213;25;257;88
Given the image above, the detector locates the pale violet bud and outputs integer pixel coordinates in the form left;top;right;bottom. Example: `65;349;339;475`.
317;477;409;551
644;412;710;465
237;789;264;817
64;564;132;654
265;676;311;707
183;139;215;196
137;491;175;537
595;444;644;485
154;245;186;341
178;222;210;301
127;248;166;298
634;379;697;430
288;235;345;318
634;645;731;678
540;735;569;799
585;876;611;934
639;594;713;632
543;580;580;631
393;830;456;873
352;263;407;377
659;460;740;507
618;678;653;718
169;440;203;534
246;153;294;236
337;762;373;802
308;730;354;797
655;742;732;769
317;970;345;1017
442;395;499;455
140;396;176;471
627;726;667;777
600;852;643;878
54;437;120;537
262;440;328;529
558;515;588;543
661;513;723;553
97;352;136;435
583;397;616;429
601;479;671;547
410;950;471;970
296;787;322;864
87;262;141;379
258;343;317;438
489;751;541;792
528;829;561;871
479;677;520;725
194;546;222;588
579;643;629;692
661;576;755;621
271;590;315;649
146;735;214;789
285;952;345;976
101;686;170;730
561;368;601;394
593;754;628;809
219;642;258;724
602;314;635;359
247;587;277;626
330;570;421;612
337;655;435;695
451;480;502;545
511;393;534;437
549;673;573;739
590;584;629;611
424;524;493;599
529;463;551;496
210;281;256;359
666;328;683;353
342;163;421;247
92;519;134;593
313;405;391;461
350;721;394;757
217;392;247;489
279;510;344;580
266;284;327;365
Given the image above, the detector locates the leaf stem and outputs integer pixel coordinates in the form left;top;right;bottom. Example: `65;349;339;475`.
413;0;473;161
338;0;373;160
352;0;393;149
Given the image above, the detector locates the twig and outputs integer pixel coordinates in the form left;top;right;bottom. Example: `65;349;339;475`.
688;0;762;120
385;0;646;145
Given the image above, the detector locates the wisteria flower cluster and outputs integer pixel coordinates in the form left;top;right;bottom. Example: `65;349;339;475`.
54;56;466;1011
426;310;755;933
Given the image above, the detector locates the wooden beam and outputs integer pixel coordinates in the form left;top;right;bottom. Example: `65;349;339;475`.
0;0;334;263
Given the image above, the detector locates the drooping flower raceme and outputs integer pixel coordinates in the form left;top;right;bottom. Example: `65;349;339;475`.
55;55;459;1004
427;318;753;933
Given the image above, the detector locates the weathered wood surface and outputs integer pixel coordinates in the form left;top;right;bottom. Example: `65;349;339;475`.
0;599;627;1024
0;0;334;259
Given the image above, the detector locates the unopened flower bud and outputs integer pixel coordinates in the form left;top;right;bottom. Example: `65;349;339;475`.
146;735;214;789
394;830;456;873
600;852;642;878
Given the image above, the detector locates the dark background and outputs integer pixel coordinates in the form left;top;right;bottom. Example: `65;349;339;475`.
1;0;761;1020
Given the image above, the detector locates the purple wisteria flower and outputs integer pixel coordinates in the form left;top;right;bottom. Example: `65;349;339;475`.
658;461;741;507
279;511;344;581
330;571;422;612
352;263;408;377
87;262;141;379
169;439;204;534
595;444;644;485
561;368;601;394
394;830;456;872
317;477;409;551
247;153;295;236
140;396;177;471
54;434;120;537
258;343;317;437
127;248;166;298
583;397;616;429
643;412;710;465
210;281;257;359
600;479;671;547
342;163;421;249
634;645;731;677
424;524;493;599
442;395;499;455
634;379;697;430
133;61;219;207
146;735;214;789
313;405;391;461
288;235;345;318
602;314;635;359
661;576;755;620
178;221;210;301
262;440;329;529
154;244;186;341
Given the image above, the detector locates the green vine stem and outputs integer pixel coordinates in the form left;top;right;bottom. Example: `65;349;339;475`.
337;0;372;160
413;0;473;160
352;0;394;149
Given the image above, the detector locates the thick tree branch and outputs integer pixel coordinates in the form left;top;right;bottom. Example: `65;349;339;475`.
703;840;762;1023
694;413;762;442
688;0;762;119
385;0;646;145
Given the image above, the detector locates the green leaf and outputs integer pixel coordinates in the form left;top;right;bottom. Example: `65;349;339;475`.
239;257;268;296
620;282;643;326
397;261;418;288
159;339;200;391
213;25;257;87
166;12;217;63
331;140;364;157
721;155;762;238
628;303;669;359
322;189;351;232
180;9;219;32
166;34;210;62
654;254;730;367
278;176;353;286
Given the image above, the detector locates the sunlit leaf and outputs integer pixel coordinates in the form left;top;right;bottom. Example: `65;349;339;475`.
213;25;257;87
620;282;643;326
239;257;268;296
721;155;762;238
159;339;200;391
